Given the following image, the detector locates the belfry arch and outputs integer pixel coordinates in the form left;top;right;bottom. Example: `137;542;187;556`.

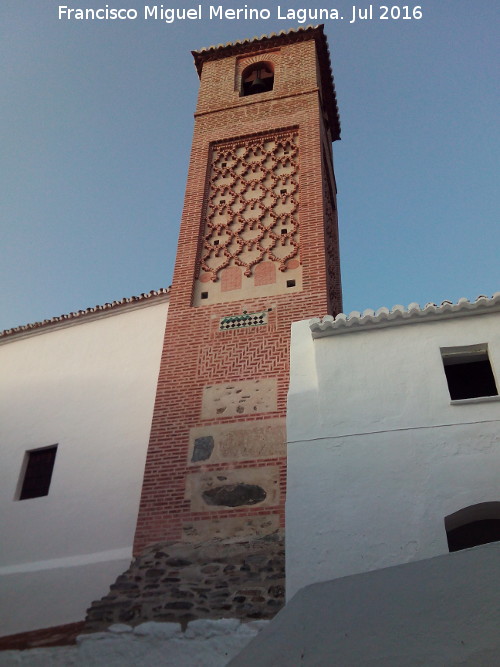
241;61;274;96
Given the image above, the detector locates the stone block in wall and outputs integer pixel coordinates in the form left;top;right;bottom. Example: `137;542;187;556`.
201;379;277;419
189;418;286;465
185;467;280;513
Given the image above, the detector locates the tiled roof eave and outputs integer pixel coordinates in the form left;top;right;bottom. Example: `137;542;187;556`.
192;25;321;67
0;288;170;342
310;293;500;338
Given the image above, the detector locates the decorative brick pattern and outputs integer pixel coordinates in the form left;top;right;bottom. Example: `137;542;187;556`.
197;332;289;381
199;129;299;282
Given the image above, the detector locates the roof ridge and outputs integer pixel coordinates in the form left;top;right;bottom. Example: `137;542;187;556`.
192;24;320;57
0;288;170;340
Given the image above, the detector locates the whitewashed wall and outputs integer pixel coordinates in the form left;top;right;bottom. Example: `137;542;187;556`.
0;297;168;636
286;308;500;599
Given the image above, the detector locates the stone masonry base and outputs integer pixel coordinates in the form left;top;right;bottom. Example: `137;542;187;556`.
84;534;284;632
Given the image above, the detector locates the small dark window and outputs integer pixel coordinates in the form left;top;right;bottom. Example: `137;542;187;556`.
286;280;296;288
241;62;274;97
441;345;498;400
201;291;208;300
19;446;57;500
280;189;287;195
221;163;227;168
214;240;219;246
281;228;287;235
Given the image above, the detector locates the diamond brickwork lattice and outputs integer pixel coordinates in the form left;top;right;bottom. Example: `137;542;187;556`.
199;129;299;281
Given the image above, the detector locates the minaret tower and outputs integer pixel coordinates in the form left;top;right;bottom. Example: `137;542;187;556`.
134;26;341;557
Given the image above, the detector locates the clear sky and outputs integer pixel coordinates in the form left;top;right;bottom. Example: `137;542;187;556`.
1;1;498;331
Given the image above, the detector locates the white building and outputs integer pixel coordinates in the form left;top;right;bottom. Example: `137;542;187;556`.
286;294;500;598
0;291;169;637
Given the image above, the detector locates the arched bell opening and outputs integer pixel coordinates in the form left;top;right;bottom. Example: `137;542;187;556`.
241;62;274;97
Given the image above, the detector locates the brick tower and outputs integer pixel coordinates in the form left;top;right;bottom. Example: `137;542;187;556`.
77;26;343;627
134;26;341;554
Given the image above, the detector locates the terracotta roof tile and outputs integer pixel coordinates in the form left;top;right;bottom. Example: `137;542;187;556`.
193;25;319;58
0;288;170;341
310;293;500;337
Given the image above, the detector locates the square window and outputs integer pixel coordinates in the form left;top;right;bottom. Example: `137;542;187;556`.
19;446;58;500
286;279;296;288
441;345;498;400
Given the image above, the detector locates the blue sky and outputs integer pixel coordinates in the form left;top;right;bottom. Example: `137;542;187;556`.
1;1;498;331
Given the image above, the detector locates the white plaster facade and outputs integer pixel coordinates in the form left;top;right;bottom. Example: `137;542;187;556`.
0;294;169;637
286;295;500;598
